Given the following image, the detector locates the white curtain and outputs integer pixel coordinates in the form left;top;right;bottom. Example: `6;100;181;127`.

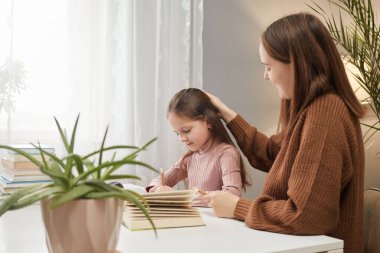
0;0;203;187
127;0;204;185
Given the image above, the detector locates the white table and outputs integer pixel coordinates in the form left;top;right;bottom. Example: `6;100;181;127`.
0;205;343;253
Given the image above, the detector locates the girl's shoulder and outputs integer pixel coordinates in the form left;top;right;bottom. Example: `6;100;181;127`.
212;142;240;156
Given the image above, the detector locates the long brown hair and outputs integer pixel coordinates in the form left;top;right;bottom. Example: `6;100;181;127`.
168;88;251;191
261;13;365;135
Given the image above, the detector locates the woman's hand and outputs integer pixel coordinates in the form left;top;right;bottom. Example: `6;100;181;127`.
203;90;237;123
202;191;240;218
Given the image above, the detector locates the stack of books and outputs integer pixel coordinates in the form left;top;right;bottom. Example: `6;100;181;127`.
0;144;55;196
123;189;205;230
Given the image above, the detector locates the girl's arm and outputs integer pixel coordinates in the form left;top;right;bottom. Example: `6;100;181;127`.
219;146;243;196
146;158;188;191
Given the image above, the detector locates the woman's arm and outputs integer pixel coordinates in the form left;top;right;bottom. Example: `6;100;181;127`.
228;115;283;172
205;91;283;172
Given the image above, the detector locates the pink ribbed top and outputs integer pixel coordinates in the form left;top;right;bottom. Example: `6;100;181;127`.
148;140;242;197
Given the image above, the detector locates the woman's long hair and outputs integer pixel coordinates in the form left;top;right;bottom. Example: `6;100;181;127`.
168;88;251;191
261;12;365;135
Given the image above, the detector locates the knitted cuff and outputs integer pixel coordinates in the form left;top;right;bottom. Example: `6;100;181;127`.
234;198;253;221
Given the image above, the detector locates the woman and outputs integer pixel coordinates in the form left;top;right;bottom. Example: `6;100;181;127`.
204;13;365;253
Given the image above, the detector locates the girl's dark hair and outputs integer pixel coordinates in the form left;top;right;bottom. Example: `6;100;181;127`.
261;12;365;135
168;88;251;191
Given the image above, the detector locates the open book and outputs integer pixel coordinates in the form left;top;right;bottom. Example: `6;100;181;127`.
123;189;204;230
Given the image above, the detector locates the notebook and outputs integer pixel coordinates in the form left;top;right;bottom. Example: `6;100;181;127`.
123;189;205;230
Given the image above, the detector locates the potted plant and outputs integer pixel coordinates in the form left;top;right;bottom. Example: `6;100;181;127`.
310;0;380;144
0;115;158;253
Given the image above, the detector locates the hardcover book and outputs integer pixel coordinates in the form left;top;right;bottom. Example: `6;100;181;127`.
1;158;40;170
7;144;55;155
123;189;204;230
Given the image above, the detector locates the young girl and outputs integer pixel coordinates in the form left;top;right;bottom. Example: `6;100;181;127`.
146;88;250;205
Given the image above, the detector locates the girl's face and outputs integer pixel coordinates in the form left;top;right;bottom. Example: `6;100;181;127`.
168;112;212;152
259;43;294;99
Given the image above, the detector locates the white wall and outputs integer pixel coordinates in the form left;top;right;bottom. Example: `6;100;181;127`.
203;0;380;198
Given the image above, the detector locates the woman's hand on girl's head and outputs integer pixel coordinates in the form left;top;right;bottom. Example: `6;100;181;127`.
203;90;237;123
202;190;239;218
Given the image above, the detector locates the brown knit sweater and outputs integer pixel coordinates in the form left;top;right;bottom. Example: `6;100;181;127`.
228;94;364;253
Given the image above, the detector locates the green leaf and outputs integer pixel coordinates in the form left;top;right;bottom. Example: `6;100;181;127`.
49;184;94;208
63;153;85;177
0;184;51;216
10;186;62;210
83;145;139;160
69;114;80;153
106;175;141;180
54;116;70;151
0;145;43;167
103;160;158;179
98;126;109;167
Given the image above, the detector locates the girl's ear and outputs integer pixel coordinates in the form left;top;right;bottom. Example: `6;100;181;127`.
206;120;212;130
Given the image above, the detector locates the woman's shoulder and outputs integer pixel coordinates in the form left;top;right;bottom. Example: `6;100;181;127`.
307;93;349;115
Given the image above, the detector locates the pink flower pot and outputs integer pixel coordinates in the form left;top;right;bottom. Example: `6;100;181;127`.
41;198;123;253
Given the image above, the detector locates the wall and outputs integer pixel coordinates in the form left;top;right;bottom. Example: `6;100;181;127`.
203;0;380;198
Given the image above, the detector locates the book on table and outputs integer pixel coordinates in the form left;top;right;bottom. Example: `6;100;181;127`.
0;176;51;194
123;189;205;230
0;144;54;196
6;144;55;154
1;158;40;170
4;144;55;162
1;158;49;182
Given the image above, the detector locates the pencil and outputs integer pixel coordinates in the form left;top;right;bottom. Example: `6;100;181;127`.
197;188;207;195
160;168;166;186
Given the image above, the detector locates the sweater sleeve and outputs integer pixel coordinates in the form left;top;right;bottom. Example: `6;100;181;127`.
227;115;283;172
234;97;352;235
219;146;243;196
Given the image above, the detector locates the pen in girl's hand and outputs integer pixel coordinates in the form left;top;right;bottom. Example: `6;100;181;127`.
195;188;207;195
160;168;166;186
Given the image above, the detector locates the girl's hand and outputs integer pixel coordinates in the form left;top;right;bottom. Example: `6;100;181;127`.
192;189;210;207
203;90;237;123
202;191;240;218
148;185;174;193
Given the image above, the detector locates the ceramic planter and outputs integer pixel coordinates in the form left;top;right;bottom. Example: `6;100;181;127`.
41;198;123;253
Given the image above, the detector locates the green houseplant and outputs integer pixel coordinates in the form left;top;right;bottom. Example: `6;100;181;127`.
0;115;158;253
310;0;380;144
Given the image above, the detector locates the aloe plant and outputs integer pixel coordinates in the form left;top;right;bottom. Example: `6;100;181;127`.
0;115;158;232
310;0;380;143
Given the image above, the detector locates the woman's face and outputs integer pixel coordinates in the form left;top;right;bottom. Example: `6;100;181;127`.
259;43;294;99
